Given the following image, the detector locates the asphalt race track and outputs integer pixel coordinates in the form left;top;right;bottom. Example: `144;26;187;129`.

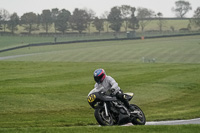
123;118;200;126
146;118;200;125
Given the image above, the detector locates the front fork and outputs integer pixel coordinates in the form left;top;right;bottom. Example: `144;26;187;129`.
104;102;109;117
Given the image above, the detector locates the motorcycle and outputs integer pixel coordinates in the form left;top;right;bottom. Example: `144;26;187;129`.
87;91;146;126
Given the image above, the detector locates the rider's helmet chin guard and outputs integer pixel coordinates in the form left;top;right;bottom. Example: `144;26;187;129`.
94;69;106;84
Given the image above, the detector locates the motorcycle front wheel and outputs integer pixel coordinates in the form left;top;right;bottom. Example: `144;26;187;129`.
94;107;114;126
130;104;146;125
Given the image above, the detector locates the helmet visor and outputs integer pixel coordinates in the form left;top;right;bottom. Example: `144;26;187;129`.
94;73;104;83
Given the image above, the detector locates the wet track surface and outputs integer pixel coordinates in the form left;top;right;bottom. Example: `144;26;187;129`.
123;118;200;126
146;118;200;125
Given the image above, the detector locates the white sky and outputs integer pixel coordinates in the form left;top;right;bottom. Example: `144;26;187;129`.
1;0;200;17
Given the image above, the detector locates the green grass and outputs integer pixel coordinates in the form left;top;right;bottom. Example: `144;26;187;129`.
0;35;200;63
141;19;192;31
0;125;200;133
0;34;127;50
0;35;200;132
0;36;53;50
0;19;199;51
0;62;200;128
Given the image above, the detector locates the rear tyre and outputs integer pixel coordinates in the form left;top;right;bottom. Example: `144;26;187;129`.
94;107;114;126
130;104;146;125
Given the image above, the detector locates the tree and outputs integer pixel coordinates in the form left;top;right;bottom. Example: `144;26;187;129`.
101;11;110;32
36;14;41;28
21;12;38;34
172;0;192;18
70;8;89;33
192;7;200;28
156;12;166;32
56;9;71;34
93;17;104;33
108;6;123;32
85;8;96;33
120;5;135;32
137;7;155;32
7;13;19;33
41;9;52;33
0;9;10;32
51;8;59;33
128;8;139;31
0;12;2;30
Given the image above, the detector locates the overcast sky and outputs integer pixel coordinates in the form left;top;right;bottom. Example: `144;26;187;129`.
1;0;200;17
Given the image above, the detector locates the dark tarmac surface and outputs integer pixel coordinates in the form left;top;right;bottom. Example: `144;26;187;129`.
146;118;200;125
123;118;200;126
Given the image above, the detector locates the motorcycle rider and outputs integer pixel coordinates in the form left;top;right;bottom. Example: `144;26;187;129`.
89;68;135;111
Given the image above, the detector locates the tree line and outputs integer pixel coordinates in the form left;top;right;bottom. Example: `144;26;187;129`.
0;0;200;35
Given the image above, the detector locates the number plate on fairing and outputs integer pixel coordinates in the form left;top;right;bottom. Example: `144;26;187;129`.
88;94;96;103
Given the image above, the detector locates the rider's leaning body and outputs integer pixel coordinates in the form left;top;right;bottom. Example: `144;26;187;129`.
89;68;134;111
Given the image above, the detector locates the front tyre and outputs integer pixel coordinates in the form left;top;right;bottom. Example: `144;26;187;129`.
94;107;114;126
130;104;146;125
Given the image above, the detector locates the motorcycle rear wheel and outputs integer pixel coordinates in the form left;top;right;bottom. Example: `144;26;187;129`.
94;107;114;126
130;104;146;125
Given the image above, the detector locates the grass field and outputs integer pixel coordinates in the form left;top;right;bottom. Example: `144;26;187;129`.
0;19;199;51
0;125;200;133
0;35;200;132
0;35;200;63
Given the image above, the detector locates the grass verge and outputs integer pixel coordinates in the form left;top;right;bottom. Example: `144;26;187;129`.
0;62;199;128
0;125;200;133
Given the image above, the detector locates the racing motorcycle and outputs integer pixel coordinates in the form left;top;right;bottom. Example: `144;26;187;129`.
87;91;146;126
